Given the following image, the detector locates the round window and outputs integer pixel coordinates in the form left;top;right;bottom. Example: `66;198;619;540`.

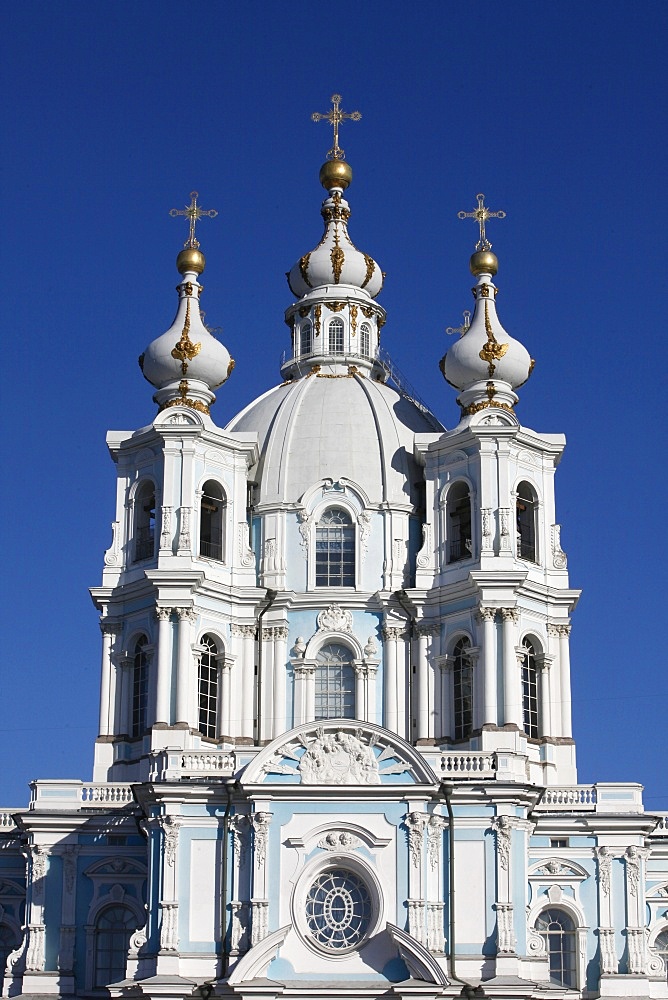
305;868;373;951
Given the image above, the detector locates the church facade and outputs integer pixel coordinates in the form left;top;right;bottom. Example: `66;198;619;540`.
1;110;667;1000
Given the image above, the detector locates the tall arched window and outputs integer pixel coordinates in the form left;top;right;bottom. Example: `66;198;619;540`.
198;634;220;739
535;909;577;987
452;637;473;740
360;322;371;357
94;905;139;987
200;481;225;561
131;635;149;738
315;643;355;719
328;318;344;354
300;321;312;356
516;481;537;562
521;638;539;738
134;481;155;562
446;482;472;563
316;508;355;587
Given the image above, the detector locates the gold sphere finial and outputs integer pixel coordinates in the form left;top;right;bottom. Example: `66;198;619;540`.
177;247;206;275
470;250;498;277
319;159;353;191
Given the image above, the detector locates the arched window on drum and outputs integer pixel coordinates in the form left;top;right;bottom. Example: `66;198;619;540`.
315;643;355;720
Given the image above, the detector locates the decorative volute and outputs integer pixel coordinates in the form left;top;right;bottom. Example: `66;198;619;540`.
282;96;387;381
440;194;534;420
139;192;234;416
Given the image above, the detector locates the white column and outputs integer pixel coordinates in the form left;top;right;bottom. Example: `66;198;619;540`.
558;625;572;738
537;655;554;738
383;626;400;734
175;607;196;727
478;607;497;726
354;663;366;720
416;627;430;741
259;628;273;742
220;656;232;738
236;625;256;741
154;607;172;725
271;626;288;738
500;608;521;727
98;621;119;736
439;658;453;741
305;664;316;722
118;655;133;736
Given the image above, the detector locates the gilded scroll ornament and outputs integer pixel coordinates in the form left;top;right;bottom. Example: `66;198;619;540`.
361;254;375;289
350;304;358;335
298;306;311;318
160;379;211;415
171;300;202;375
331;246;345;282
299;253;312;288
314;304;322;336
227;358;236;378
325;301;346;312
479;301;508;376
360;306;375;318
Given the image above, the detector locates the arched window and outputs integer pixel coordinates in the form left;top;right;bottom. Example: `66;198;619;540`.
452;637;473;740
516;481;537;562
535;908;577;987
360;322;371;357
316;508;355;587
200;481;225;561
0;923;19;993
328;318;344;354
300;321;312;356
198;634;220;739
521;638;539;738
654;929;668;980
315;643;355;720
94;905;139;987
134;481;155;562
131;635;149;738
446;482;472;563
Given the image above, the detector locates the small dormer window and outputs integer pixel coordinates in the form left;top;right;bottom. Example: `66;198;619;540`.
329;318;344;354
300;321;312;356
360;322;371;357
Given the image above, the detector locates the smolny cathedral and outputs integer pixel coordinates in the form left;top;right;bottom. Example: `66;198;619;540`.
1;97;666;1000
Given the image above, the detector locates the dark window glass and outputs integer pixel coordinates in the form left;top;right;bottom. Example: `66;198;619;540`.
453;637;473;739
198;634;219;738
134;482;155;562
131;636;149;738
94;905;138;987
200;481;225;561
447;482;472;563
516;482;537;562
522;638;539;738
300;322;312;355
316;508;355;587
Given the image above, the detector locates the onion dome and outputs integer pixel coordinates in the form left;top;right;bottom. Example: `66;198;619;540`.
139;193;233;415
287;160;384;298
440;195;534;419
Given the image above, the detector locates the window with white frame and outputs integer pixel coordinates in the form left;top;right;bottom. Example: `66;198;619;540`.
360;322;370;356
535;908;577;987
131;635;149;738
315;643;355;720
516;481;537;562
300;321;312;356
446;481;472;563
328;318;344;354
315;507;355;587
133;481;155;562
93;905;139;987
200;481;225;561
521;637;539;738
305;867;372;952
452;636;473;739
198;634;220;738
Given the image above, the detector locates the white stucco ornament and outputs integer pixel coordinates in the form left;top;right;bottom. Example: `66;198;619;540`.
299;729;380;785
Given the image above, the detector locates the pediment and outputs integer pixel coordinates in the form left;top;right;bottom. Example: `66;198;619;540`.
84;856;147;879
528;857;589;880
243;721;438;787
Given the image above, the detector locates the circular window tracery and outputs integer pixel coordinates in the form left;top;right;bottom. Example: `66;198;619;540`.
305;868;372;951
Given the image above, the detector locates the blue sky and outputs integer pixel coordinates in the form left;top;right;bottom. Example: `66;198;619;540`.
1;1;666;809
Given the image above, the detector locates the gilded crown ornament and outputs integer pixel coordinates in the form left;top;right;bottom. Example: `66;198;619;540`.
169;191;218;249
458;193;506;252
312;94;361;161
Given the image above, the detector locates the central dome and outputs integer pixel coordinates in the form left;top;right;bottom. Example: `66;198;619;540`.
226;373;443;506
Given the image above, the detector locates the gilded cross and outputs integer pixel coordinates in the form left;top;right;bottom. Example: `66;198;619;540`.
169;191;218;248
458;193;506;251
446;310;471;337
311;94;362;161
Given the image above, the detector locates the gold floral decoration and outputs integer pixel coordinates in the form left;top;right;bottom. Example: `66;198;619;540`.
479;301;508;376
350;304;358;336
171;300;202;375
331;246;345;282
314;304;322;336
361;254;375;289
299;253;312;288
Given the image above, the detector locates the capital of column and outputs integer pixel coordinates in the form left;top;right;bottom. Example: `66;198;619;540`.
100;619;122;636
155;606;173;622
176;606;197;623
535;653;554;672
294;661;316;677
231;623;257;638
383;625;407;641
547;622;571;637
476;606;497;624
463;644;481;665
263;625;289;641
500;607;519;623
438;654;455;673
416;621;439;637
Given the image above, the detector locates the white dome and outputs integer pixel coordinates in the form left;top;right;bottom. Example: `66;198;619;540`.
226;372;442;506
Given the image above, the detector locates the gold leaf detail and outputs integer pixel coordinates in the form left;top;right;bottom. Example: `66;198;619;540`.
528;358;536;376
171;300;202;375
360;306;375;318
350;304;358;335
299;253;312;288
331;246;345;282
227;358;235;378
314;305;322;336
361;254;375;289
298;306;311;318
479;301;508;375
325;301;346;312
